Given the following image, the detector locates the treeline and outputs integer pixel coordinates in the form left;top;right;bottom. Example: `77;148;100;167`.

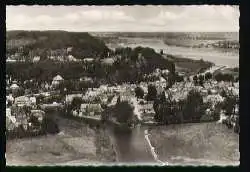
6;60;86;82
7;47;175;85
193;72;238;86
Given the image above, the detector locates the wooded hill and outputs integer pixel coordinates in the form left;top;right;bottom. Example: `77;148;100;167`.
6;30;110;59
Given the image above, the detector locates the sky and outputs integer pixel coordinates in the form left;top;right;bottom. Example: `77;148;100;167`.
6;5;239;32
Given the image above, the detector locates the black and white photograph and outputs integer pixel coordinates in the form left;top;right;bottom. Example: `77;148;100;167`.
6;5;239;166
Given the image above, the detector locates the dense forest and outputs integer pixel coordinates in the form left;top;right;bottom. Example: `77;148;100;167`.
7;46;175;85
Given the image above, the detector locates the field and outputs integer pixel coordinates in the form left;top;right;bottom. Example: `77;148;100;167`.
6;114;116;166
149;122;239;166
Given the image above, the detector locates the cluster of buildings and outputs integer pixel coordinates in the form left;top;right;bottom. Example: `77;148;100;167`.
64;64;239;124
194;40;239;49
6;74;67;134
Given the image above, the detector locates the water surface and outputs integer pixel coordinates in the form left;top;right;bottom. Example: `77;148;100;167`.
107;37;239;67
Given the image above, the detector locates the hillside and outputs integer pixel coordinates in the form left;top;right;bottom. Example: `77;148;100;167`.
6;30;110;59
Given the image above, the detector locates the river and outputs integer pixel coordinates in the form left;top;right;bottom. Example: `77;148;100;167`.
106;37;239;67
107;124;157;165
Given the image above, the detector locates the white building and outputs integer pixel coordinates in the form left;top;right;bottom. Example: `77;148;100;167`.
30;97;37;105
83;58;94;63
67;55;77;62
67;47;73;53
52;75;64;87
10;83;19;90
80;103;103;116
14;96;31;107
7;94;14;104
33;56;40;63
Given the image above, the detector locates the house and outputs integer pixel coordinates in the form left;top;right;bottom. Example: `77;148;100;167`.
48;56;56;60
161;69;170;75
52;75;64;87
30;97;37;105
201;89;208;96
6;108;12;117
67;55;77;62
79;76;93;82
119;94;134;106
101;58;115;65
14;96;32;107
10;83;19;90
80;103;103;116
139;102;155;114
83;58;94;63
6;108;18;131
159;77;166;82
178;72;185;77
7;94;14;104
67;47;73;53
65;94;82;104
204;94;224;107
40;102;63;111
99;85;109;93
33;56;40;63
210;89;218;95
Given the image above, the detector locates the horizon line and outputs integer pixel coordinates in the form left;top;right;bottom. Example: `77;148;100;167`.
7;29;239;33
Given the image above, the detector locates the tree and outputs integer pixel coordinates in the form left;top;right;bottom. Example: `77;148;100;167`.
23;105;31;115
234;116;240;134
159;92;167;102
212;103;222;121
117;95;121;104
146;84;157;101
160;49;164;55
41;116;59;134
13;87;25;98
198;75;205;86
36;94;45;105
175;74;184;82
183;90;205;122
220;89;227;98
214;73;234;82
135;86;144;99
28;115;40;127
193;75;198;85
154;94;180;124
235;76;239;82
222;94;237;116
70;97;83;111
205;72;212;80
115;101;134;124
